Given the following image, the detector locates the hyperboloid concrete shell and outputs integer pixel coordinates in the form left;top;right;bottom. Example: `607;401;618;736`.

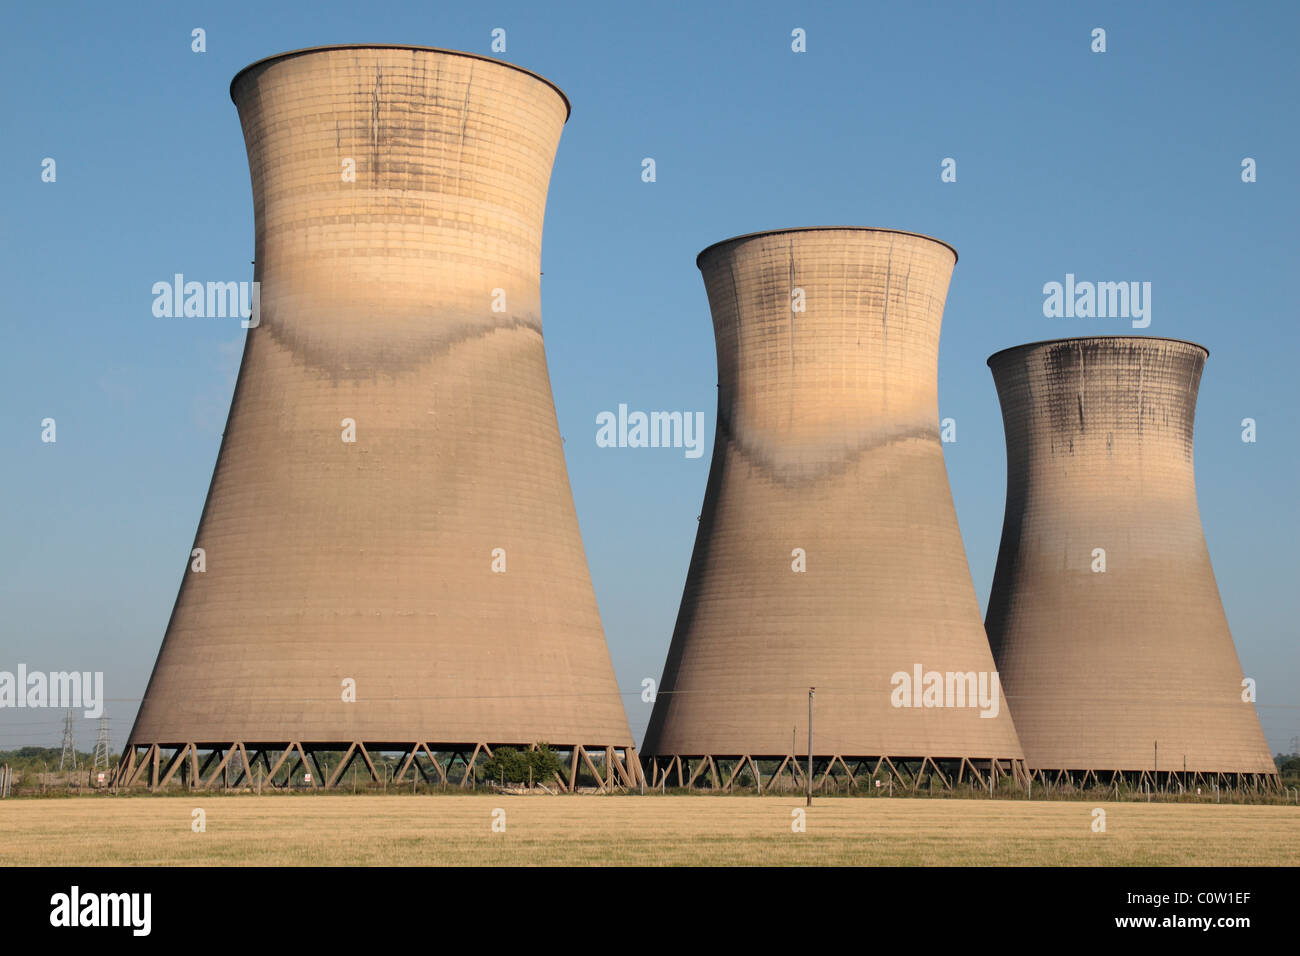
121;45;639;790
985;336;1275;783
641;228;1025;791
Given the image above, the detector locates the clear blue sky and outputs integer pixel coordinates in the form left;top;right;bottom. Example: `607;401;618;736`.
2;0;1296;755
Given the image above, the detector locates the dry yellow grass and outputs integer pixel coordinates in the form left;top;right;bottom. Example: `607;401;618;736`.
2;795;1296;866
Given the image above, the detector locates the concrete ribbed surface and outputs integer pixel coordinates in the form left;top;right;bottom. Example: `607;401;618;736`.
128;46;632;747
985;337;1274;774
643;228;1025;761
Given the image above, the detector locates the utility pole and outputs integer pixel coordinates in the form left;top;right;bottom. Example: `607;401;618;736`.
806;687;815;808
1154;740;1158;794
58;710;78;771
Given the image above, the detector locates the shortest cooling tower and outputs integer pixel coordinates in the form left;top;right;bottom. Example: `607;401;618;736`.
985;336;1276;784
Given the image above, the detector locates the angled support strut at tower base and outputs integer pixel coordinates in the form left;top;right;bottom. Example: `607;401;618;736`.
112;742;646;793
642;754;1029;793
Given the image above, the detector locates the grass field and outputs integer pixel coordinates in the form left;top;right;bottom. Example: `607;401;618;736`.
3;794;1298;866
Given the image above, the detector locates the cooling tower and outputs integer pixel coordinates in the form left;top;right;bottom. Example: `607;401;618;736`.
642;228;1025;791
119;45;639;791
985;336;1276;785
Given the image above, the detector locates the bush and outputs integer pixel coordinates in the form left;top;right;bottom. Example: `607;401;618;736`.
481;744;564;787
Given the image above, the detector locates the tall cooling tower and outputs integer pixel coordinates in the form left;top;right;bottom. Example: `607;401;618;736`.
642;228;1024;790
120;45;639;791
985;336;1276;786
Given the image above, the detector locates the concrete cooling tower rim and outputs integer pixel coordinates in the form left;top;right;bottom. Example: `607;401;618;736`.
228;44;572;118
695;226;959;267
986;335;1210;367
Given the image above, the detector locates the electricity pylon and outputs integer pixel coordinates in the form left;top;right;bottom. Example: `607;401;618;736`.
92;716;111;772
58;710;78;771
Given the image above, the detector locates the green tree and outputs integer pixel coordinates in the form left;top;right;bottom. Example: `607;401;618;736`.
481;744;564;787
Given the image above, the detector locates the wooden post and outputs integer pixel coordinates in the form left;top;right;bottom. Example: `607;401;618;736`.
806;687;815;807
